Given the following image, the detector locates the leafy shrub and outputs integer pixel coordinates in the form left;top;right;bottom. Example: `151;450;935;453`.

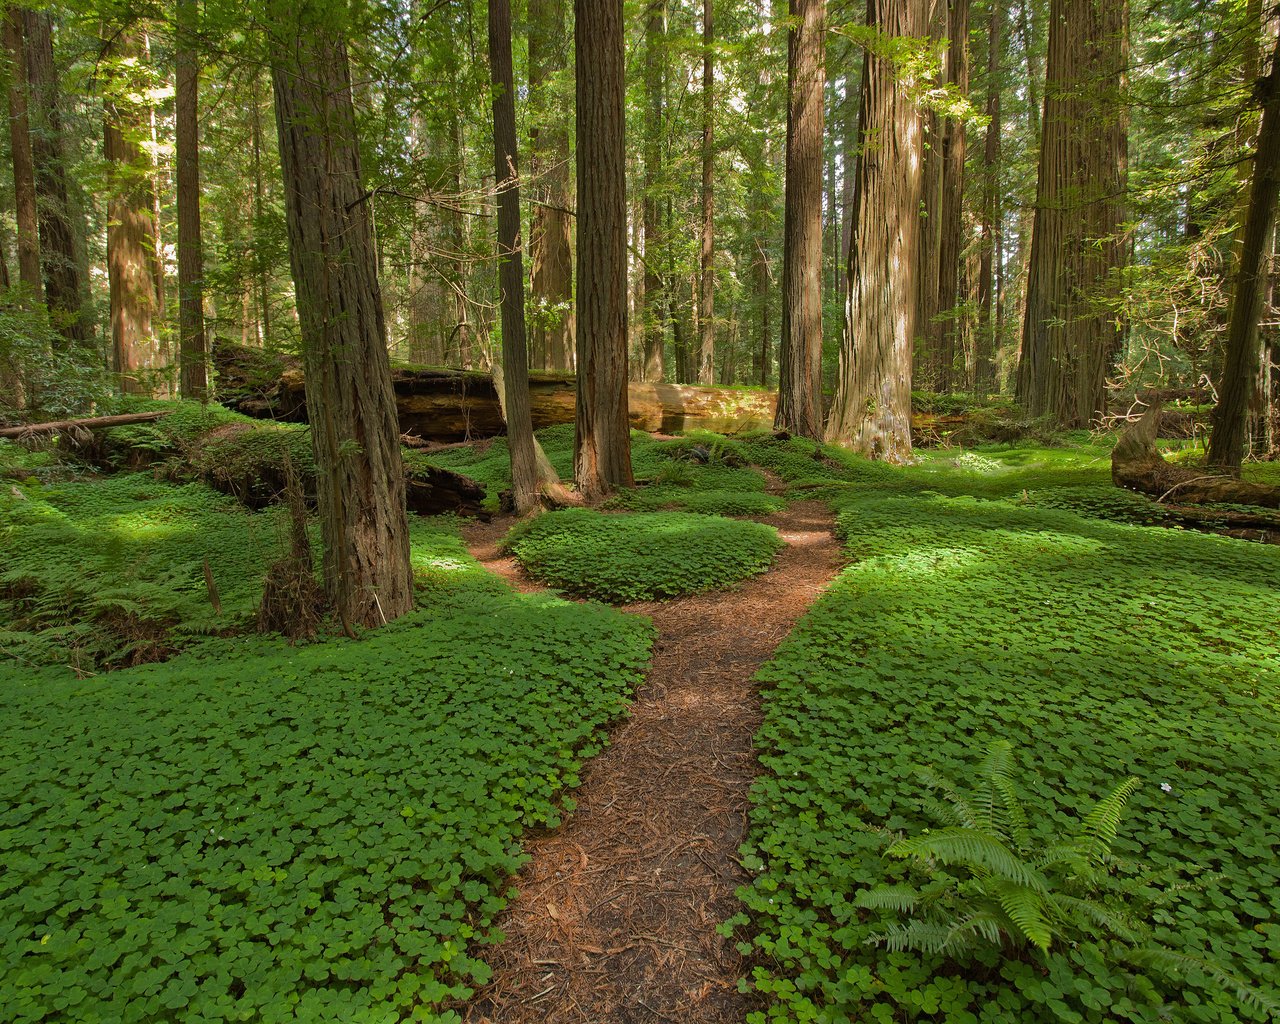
504;508;783;602
0;561;653;1023
0;294;110;422
605;485;785;517
733;486;1280;1024
1016;483;1168;525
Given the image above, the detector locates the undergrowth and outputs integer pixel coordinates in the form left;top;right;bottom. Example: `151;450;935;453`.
0;525;654;1023
503;507;783;602
723;441;1280;1023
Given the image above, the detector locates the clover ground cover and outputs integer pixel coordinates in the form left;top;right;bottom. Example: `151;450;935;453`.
733;465;1280;1023
1;514;654;1023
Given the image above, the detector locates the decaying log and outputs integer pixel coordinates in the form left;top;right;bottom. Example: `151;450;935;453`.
0;410;172;438
213;341;778;439
1112;405;1280;508
83;416;489;518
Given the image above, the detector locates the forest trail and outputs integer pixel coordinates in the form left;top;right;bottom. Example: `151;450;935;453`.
459;493;844;1024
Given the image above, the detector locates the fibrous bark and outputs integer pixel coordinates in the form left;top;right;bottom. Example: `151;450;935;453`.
1016;0;1127;427
489;0;540;513
104;27;162;395
573;0;634;499
269;5;413;626
976;0;1003;394
698;0;716;385
936;0;971;393
528;0;574;372
176;0;206;399
776;0;825;439
5;8;40;297
1208;27;1280;470
826;0;929;460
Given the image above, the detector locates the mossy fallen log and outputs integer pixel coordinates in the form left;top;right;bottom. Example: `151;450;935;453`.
79;403;489;518
213;341;778;439
1112;405;1280;508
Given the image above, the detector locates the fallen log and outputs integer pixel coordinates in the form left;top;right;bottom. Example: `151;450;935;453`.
78;415;489;519
0;410;172;438
1112;405;1280;508
213;341;778;439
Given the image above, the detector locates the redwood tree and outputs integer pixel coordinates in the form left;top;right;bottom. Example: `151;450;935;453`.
826;0;929;460
5;9;40;297
641;0;666;383
935;0;971;393
489;0;539;512
775;0;825;439
573;0;634;499
1208;27;1280;471
268;2;413;626
1017;0;1127;427
698;0;716;385
175;0;207;399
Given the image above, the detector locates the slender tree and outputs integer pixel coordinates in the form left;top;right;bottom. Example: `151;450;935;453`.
489;0;539;513
1208;27;1280;471
1016;0;1127;427
975;0;1003;394
573;0;633;499
936;0;971;392
175;0;206;399
268;1;413;626
642;0;666;383
775;0;825;439
826;0;930;459
103;26;162;394
698;0;716;384
24;8;89;345
5;9;41;296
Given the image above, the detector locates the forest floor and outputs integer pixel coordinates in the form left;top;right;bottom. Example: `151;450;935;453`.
458;487;844;1024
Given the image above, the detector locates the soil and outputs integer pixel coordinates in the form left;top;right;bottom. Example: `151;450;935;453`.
459;488;844;1024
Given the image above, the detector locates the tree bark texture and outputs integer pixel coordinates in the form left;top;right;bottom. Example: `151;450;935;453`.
1016;0;1127;427
5;9;41;296
936;0;970;393
642;0;666;383
698;0;716;385
489;0;540;513
573;0;634;500
826;0;928;460
269;8;413;626
976;0;1002;394
776;0;825;439
915;2;946;386
176;0;207;399
1208;28;1280;470
23;9;90;346
104;28;161;395
528;0;574;372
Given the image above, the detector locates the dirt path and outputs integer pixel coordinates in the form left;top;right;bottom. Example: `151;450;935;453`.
459;496;844;1024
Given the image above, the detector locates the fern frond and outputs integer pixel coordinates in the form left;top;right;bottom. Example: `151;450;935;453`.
918;765;979;829
889;827;1047;891
854;884;919;913
1053;894;1142;944
1125;946;1280;1016
992;879;1054;953
1076;777;1141;858
870;920;959;955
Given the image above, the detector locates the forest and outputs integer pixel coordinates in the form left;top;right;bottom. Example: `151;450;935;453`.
1;0;1279;1022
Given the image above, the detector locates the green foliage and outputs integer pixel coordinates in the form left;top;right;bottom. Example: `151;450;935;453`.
0;295;110;422
0;561;652;1022
504;508;783;603
0;474;290;670
732;460;1280;1023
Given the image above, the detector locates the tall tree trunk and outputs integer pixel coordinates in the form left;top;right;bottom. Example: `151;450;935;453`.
839;70;859;302
104;27;161;395
268;5;413;627
1208;27;1280;471
915;2;946;388
976;0;1003;394
776;0;825;439
826;0;928;460
573;0;634;499
24;9;90;346
1016;0;1126;427
251;71;271;345
697;0;716;385
489;0;540;513
642;0;666;383
528;0;574;373
175;0;206;399
5;9;41;297
936;0;971;394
